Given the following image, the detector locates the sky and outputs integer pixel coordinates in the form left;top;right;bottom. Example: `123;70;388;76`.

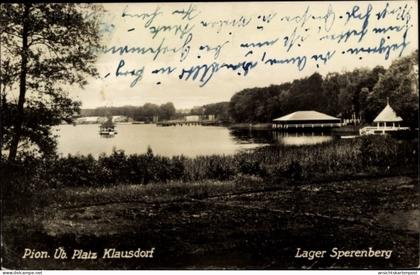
70;1;419;109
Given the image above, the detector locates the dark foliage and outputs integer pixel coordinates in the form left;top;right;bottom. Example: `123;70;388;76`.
227;51;418;126
2;136;417;198
81;102;176;122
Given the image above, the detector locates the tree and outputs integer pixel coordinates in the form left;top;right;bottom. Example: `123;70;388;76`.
203;102;230;122
322;72;341;115
142;103;160;121
286;73;324;113
229;88;256;123
327;67;385;121
190;106;204;116
358;87;370;121
367;51;418;128
0;3;103;160
227;51;417;125
159;102;176;121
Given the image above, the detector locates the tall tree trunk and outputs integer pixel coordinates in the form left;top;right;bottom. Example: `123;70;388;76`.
0;73;3;159
0;87;5;160
0;13;4;160
8;4;30;161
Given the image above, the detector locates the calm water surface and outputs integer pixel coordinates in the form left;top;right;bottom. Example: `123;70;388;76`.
54;124;338;158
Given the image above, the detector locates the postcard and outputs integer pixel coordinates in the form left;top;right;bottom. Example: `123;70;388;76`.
1;1;418;270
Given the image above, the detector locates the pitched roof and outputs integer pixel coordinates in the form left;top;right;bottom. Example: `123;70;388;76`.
373;103;403;122
273;110;340;122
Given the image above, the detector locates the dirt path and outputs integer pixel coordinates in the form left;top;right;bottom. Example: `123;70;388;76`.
3;175;419;269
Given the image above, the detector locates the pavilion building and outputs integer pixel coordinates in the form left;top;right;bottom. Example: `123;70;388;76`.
373;102;403;129
272;110;341;130
360;101;410;135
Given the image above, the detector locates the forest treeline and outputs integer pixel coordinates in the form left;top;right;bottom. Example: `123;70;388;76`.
228;51;418;127
82;51;418;127
81;101;231;123
81;102;177;122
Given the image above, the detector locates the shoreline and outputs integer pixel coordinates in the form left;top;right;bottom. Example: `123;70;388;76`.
63;122;383;135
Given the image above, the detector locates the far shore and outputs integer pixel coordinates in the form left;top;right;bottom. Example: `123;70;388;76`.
59;121;416;138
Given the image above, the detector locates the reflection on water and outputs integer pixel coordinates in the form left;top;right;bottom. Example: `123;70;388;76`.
54;124;340;158
228;129;272;144
229;129;337;146
272;131;335;145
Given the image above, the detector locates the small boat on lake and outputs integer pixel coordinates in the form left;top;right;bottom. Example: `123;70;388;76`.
99;118;117;136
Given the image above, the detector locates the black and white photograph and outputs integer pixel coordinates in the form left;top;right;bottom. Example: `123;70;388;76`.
0;1;419;271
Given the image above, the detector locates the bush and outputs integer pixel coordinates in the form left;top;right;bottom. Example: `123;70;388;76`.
359;135;417;169
205;156;236;181
50;154;98;187
237;154;267;177
287;161;302;182
170;156;186;181
2;135;417;189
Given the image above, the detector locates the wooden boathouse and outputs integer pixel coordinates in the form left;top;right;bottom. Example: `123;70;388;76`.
272;110;341;130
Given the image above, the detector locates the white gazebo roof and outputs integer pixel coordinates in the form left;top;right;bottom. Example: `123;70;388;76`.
373;103;403;123
273;110;340;122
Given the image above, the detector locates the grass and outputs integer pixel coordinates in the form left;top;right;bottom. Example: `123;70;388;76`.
1;135;418;269
2;135;417;194
2;135;417;215
37;179;249;209
2;175;418;269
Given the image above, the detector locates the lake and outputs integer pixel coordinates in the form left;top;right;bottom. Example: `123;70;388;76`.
53;124;340;158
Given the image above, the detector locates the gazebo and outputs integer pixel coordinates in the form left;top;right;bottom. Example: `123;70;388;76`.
359;100;410;135
272;110;341;129
373;102;403;129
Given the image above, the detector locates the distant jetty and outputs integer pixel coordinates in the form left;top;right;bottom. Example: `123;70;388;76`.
75;115;129;124
156;120;220;127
